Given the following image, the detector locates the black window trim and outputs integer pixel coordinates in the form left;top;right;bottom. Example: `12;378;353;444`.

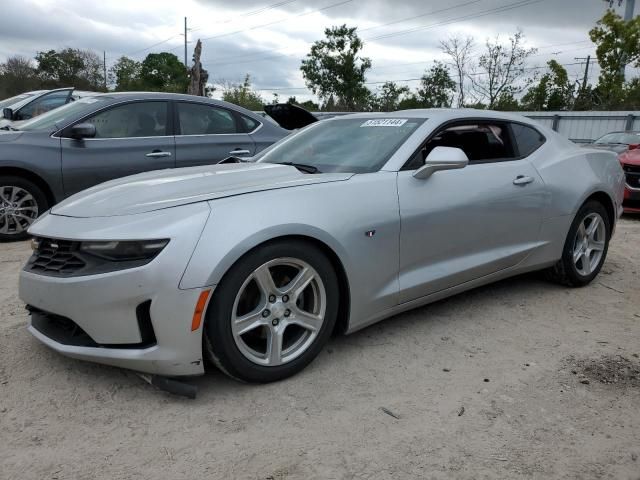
400;117;547;171
56;99;172;139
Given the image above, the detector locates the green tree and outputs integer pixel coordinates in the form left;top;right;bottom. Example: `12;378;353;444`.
492;91;520;111
222;74;264;110
0;55;39;97
521;60;574;111
471;31;536;109
589;10;640;108
300;25;372;110
35;48;105;91
139;52;187;92
415;62;456;108
109;56;141;91
371;81;410;111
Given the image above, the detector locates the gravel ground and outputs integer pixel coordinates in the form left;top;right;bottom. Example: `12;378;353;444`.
1;218;640;480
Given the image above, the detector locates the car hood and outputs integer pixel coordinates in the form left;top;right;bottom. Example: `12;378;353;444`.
51;163;353;218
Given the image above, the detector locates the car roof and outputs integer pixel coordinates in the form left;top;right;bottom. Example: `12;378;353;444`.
325;108;540;124
90;92;260;116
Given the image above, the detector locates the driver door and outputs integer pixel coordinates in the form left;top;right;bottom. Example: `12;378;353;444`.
397;120;547;303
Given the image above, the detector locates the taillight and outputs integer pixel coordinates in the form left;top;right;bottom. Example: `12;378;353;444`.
629;144;640;150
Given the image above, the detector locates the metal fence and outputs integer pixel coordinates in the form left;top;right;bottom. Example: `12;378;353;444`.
259;110;640;143
519;111;640;143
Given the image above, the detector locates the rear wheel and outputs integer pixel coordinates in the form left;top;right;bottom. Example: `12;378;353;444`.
0;176;48;242
204;240;339;382
546;200;610;287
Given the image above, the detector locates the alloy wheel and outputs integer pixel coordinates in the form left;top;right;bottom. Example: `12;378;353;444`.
0;186;39;235
231;257;327;366
572;212;606;276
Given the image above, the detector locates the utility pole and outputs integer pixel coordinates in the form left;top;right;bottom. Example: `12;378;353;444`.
575;56;596;91
184;17;188;68
103;51;107;91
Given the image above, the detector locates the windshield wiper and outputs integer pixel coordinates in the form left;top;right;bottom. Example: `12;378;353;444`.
276;161;320;174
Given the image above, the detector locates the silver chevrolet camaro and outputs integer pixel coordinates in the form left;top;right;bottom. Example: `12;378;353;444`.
19;109;625;384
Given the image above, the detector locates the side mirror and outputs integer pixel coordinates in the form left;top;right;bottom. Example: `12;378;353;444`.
70;123;96;139
2;108;13;120
413;146;468;180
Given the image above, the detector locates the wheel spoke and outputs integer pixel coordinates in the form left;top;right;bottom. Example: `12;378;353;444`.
253;264;277;296
10;215;24;233
589;239;605;252
573;246;583;264
289;308;323;332
586;216;600;238
283;266;315;298
233;309;266;336
9;187;19;203
16;192;34;206
266;326;284;365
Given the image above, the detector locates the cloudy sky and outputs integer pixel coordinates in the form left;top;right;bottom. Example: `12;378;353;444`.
0;0;634;102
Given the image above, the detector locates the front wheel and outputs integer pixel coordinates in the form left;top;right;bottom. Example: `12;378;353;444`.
546;200;610;287
0;176;48;242
204;240;339;383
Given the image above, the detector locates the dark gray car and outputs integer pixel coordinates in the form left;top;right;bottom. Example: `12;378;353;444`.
0;92;289;240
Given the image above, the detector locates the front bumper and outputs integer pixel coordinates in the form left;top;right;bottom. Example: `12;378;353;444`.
19;204;213;377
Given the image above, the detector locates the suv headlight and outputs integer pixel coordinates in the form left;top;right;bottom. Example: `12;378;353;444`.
80;239;169;261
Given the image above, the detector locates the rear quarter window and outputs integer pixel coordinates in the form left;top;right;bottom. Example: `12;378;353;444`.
511;123;545;157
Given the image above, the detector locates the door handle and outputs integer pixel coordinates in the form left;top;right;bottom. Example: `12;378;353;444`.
513;175;534;186
146;151;172;158
229;149;251;156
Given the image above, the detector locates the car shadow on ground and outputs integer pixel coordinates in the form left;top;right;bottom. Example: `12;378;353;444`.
191;270;555;397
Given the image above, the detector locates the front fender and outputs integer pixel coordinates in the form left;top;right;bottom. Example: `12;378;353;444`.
179;173;401;331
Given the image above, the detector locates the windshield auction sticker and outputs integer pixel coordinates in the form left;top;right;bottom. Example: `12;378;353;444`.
360;119;408;127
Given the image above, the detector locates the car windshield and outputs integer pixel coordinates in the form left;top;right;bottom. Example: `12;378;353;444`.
0;92;39;109
17;96;107;132
256;117;425;173
594;132;640;145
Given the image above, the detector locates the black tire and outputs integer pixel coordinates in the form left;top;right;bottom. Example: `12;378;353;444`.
204;239;339;383
545;200;611;287
0;176;48;242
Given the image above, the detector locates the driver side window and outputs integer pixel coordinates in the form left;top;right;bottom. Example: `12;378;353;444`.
405;121;516;169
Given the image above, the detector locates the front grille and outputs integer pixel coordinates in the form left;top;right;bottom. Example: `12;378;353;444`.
29;306;98;347
26;238;86;276
623;164;640;189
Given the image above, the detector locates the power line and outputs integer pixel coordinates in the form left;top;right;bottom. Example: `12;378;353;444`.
202;0;551;69
198;0;354;42
358;0;484;32
365;0;549;41
190;0;300;32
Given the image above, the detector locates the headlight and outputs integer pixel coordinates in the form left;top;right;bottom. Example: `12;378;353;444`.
79;239;169;262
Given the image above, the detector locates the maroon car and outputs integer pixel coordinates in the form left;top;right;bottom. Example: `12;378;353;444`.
618;146;640;213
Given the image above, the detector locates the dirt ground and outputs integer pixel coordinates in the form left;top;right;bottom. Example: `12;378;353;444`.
1;218;640;480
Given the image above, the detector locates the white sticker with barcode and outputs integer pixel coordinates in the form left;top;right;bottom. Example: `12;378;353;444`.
360;119;408;127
